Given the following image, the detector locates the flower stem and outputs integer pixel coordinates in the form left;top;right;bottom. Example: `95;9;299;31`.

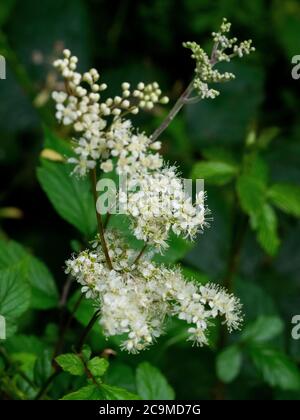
35;309;100;400
134;243;147;265
53;293;84;358
76;310;101;352
90;168;113;270
151;79;195;142
34;371;60;400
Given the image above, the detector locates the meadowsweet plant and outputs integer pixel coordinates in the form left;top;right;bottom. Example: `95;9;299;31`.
51;18;254;353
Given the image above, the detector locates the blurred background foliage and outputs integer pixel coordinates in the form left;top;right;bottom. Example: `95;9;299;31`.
0;0;300;400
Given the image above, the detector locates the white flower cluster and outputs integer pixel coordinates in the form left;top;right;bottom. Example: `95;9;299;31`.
183;18;255;99
52;49;168;176
65;231;242;353
121;167;208;250
52;24;249;353
52;50;208;251
103;119;163;176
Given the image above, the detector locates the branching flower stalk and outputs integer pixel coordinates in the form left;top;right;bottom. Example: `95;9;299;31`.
52;18;255;353
152;18;254;142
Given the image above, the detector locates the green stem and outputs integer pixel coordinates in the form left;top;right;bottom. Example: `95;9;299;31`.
90;168;113;270
151;80;195;142
76;311;101;353
34;371;60;400
150;44;218;143
134;243;147;265
53;293;84;358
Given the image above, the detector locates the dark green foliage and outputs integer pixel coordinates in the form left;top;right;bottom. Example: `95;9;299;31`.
0;0;300;401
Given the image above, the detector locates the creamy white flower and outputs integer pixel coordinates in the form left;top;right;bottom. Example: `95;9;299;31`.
65;231;243;353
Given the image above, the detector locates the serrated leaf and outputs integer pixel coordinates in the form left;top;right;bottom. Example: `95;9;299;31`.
37;160;97;237
0;269;31;320
0;239;58;309
242;316;284;343
216;345;242;383
87;357;109;377
192;161;238;185
61;384;104;400
249;345;300;391
268;183;300;218
61;383;140;400
136;362;175;400
100;384;141;400
55;353;85;376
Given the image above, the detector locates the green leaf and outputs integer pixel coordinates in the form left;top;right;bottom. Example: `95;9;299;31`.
0;239;58;309
61;384;104;400
37;160;97;237
256;203;280;256
236;173;266;225
81;344;92;362
105;362;136;393
242;316;284;343
191;161;238;185
87;357;109;378
216;345;242;383
4;334;47;355
34;350;52;387
249;345;300;391
237;159;280;255
236;155;269;226
25;256;58;309
136;362;175;400
268;183;300;218
0;269;31;320
55;353;85;376
100;384;141;400
0;239;27;268
61;384;140;400
43;126;73;157
1;319;17;340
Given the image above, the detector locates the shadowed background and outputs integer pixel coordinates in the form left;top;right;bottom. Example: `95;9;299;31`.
0;0;300;400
